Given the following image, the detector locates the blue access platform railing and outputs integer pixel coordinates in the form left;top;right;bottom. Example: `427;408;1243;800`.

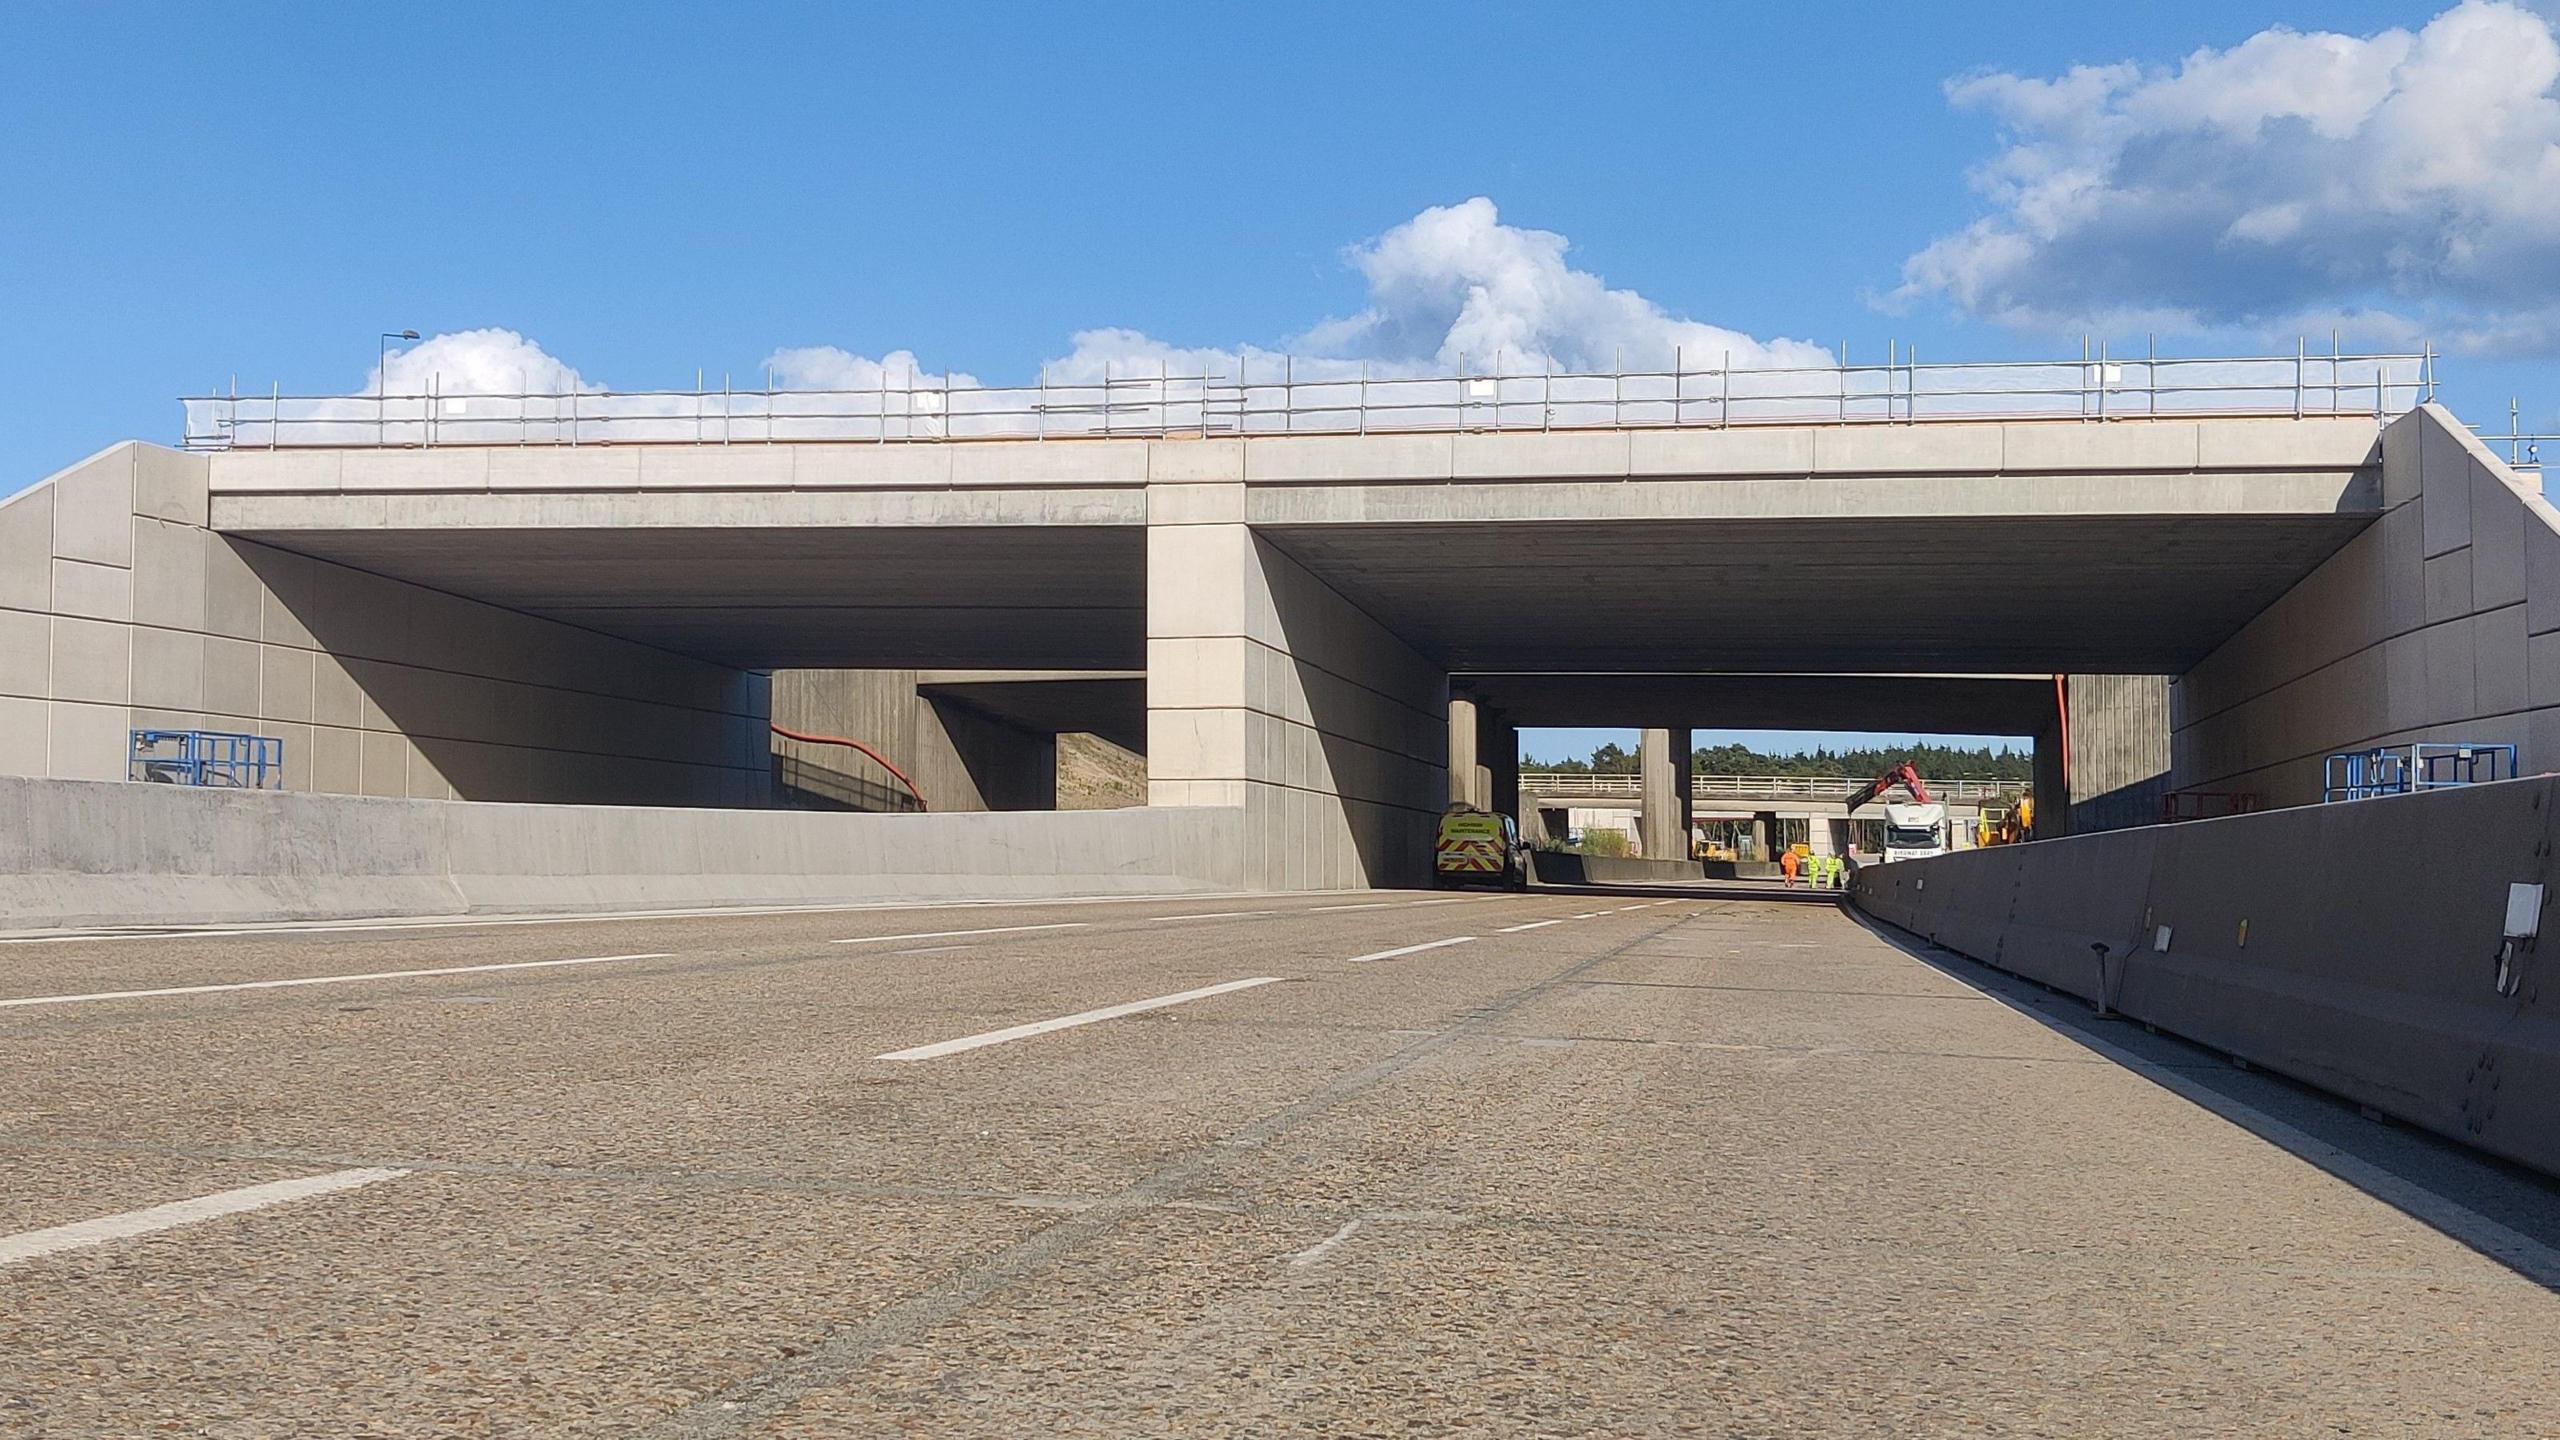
2323;742;2517;803
128;729;284;789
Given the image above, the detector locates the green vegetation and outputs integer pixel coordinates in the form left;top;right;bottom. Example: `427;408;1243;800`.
1522;740;2032;781
1575;828;1633;858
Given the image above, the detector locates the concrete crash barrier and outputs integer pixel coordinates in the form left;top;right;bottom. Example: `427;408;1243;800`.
1850;778;2560;1179
1531;852;1703;886
0;776;1245;931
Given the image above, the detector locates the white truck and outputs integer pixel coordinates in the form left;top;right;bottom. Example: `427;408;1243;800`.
1877;800;1951;863
1846;763;1951;864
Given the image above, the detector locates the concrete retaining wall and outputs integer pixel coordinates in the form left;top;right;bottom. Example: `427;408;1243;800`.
1849;781;2559;1178
1532;852;1702;886
2172;404;2560;806
0;776;1243;930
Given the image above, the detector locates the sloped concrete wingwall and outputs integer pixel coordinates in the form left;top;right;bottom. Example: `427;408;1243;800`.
2171;405;2555;806
1850;780;2559;1178
0;775;1244;930
1;443;772;805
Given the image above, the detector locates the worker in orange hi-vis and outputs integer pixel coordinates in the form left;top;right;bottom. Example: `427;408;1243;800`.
1778;847;1801;887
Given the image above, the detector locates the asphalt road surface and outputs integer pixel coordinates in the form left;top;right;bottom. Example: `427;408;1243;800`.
4;886;2558;1436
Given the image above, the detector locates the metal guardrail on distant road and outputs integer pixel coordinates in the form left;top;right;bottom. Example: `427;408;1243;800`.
1522;772;2028;802
178;345;2437;451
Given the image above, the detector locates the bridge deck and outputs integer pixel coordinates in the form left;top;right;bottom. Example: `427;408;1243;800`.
4;890;2552;1434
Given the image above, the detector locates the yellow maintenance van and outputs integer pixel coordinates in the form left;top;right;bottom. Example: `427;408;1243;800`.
1434;806;1528;890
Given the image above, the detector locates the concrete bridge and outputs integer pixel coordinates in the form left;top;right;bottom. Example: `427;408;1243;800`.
2;360;2552;894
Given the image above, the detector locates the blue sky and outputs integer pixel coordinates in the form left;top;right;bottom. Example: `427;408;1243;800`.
5;2;2553;762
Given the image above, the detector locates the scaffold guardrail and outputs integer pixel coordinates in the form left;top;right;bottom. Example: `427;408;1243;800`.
2323;742;2518;803
178;345;2438;451
129;729;283;789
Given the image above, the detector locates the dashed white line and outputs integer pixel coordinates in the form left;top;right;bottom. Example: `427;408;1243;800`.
1286;1217;1365;1267
0;1168;410;1267
1345;936;1477;964
1571;911;1611;920
1143;910;1275;924
832;923;1086;946
1498;919;1565;933
0;953;676;1010
875;976;1285;1060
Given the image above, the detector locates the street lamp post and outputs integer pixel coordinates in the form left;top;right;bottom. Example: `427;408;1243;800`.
379;330;418;445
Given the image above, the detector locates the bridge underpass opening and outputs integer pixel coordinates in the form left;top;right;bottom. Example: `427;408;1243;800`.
1510;719;2038;867
200;507;1154;814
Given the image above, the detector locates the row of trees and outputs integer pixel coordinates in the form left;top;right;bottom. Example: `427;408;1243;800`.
1521;740;2033;781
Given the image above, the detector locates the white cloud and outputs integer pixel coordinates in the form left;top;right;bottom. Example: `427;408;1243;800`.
1895;0;2560;353
1287;197;1834;374
373;327;589;398
216;199;1844;443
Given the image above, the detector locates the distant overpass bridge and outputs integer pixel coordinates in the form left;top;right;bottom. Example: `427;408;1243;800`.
1520;772;2028;858
1520;772;2028;803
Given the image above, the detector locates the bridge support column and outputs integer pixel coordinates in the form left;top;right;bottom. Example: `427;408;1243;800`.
1484;713;1518;822
1146;466;1448;890
1639;727;1691;861
1447;698;1483;810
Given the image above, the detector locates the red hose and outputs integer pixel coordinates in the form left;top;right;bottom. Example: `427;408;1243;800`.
2052;673;2071;802
770;723;928;812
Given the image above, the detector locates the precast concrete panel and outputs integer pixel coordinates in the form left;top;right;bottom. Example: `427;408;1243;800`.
2170;406;2560;806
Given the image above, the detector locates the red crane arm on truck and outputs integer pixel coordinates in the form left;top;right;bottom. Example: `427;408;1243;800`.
1842;761;1934;814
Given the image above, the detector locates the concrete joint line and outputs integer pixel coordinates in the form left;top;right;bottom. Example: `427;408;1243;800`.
638;912;1698;1438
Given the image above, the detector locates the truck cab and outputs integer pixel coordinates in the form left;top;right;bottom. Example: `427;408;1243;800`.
1878;801;1950;863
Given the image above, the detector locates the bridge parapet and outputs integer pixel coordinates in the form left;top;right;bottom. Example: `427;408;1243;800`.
183;348;2427;452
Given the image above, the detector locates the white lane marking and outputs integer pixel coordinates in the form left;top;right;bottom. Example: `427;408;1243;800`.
1346;936;1477;964
1310;902;1397;913
1287;1217;1364;1267
832;923;1087;946
0;953;674;1011
1571;911;1611;919
1498;920;1565;933
876;976;1285;1061
1143;910;1275;924
0;888;1406;947
1614;904;1652;913
0;1168;409;1267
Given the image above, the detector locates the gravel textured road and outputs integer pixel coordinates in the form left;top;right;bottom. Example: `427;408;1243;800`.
4;887;2556;1436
